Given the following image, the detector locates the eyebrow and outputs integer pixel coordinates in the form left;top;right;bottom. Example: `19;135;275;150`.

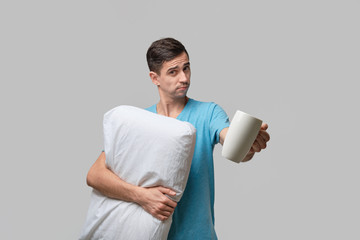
166;62;190;73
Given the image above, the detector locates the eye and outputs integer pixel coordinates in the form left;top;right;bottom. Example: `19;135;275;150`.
184;66;190;71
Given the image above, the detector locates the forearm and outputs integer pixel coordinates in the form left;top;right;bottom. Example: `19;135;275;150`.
219;127;229;145
86;152;177;221
86;152;142;203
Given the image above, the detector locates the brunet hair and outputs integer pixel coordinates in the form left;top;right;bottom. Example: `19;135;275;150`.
146;38;189;74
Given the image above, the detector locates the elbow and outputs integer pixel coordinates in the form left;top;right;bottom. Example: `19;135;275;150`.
86;152;107;189
86;167;96;188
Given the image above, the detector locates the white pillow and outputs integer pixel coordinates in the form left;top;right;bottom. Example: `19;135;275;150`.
79;106;196;240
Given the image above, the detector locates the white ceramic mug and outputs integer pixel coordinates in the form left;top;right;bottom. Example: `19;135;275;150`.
222;110;262;163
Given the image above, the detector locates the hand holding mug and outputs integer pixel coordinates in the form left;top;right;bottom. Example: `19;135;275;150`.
242;123;270;162
222;111;270;163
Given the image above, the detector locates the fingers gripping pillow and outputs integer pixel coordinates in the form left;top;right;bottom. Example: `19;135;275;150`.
79;106;196;240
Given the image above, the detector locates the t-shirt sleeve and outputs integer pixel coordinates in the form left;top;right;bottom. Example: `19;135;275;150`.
209;103;230;145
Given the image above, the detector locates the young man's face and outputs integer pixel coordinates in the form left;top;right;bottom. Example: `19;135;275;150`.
151;51;191;100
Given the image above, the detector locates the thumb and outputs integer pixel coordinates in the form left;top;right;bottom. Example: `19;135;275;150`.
261;123;268;130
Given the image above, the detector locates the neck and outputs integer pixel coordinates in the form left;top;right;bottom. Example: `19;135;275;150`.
156;96;188;118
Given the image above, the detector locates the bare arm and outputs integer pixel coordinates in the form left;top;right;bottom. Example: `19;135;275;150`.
219;127;228;146
86;152;177;221
219;123;270;162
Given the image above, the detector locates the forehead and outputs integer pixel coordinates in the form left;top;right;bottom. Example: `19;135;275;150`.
162;52;189;70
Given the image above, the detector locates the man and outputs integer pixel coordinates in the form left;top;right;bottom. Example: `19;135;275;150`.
86;38;270;239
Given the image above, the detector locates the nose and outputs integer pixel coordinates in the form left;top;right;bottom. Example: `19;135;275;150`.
179;70;190;85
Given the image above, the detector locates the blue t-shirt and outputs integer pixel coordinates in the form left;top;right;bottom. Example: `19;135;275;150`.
146;98;230;240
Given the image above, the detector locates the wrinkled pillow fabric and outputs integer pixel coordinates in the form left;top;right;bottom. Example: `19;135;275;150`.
79;106;196;240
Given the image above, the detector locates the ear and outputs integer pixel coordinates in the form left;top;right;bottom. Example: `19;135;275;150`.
149;71;160;86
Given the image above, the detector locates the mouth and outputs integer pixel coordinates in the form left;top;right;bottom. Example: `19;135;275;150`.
177;85;189;91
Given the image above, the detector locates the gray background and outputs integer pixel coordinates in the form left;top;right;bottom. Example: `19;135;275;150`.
1;0;359;239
